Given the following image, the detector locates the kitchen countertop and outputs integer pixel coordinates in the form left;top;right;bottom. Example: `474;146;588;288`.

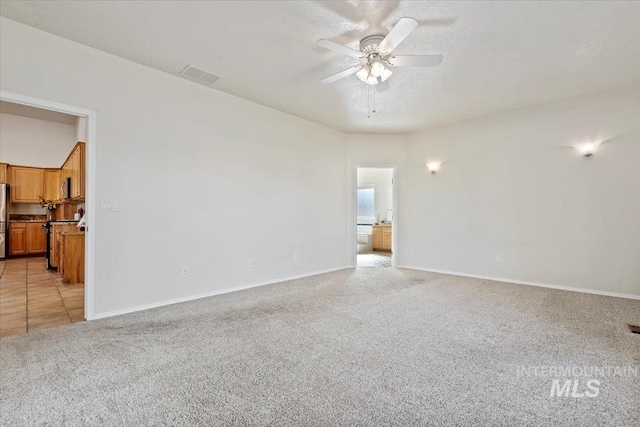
9;219;80;223
8;214;47;222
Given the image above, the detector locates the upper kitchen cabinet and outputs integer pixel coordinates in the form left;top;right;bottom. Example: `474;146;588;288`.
0;163;7;183
43;169;61;201
9;166;43;203
61;142;85;201
3;142;85;204
71;143;85;200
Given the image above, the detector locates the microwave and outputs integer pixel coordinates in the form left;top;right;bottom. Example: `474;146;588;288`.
62;177;72;199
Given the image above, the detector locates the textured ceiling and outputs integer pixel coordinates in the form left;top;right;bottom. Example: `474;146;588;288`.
1;1;639;133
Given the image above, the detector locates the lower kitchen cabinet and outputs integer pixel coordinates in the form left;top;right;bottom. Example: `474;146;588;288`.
50;223;78;268
9;223;27;255
58;233;85;283
27;222;46;253
8;222;45;255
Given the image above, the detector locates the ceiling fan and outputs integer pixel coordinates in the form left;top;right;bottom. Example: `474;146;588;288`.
317;17;442;92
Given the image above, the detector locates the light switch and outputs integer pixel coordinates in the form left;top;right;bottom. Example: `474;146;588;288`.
100;200;121;212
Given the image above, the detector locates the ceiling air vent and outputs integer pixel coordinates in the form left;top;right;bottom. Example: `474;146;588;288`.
179;65;220;87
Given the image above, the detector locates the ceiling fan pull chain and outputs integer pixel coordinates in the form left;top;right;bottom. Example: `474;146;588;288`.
373;89;377;114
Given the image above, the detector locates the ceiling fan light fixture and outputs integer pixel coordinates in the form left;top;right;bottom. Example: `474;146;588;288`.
366;74;378;85
370;61;385;78
356;66;370;83
380;67;393;82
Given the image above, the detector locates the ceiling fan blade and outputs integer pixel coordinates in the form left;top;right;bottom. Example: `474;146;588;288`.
376;80;390;93
388;55;443;67
378;17;418;54
317;39;364;57
321;65;362;84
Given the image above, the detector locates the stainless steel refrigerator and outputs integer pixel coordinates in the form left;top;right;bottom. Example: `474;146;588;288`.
0;183;6;260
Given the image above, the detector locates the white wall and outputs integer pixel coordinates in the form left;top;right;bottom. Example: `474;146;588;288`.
357;167;393;223
403;83;640;297
0;112;76;167
1;16;637;316
1;17;348;315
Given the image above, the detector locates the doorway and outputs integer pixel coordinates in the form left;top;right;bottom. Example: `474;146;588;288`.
356;166;395;268
0;90;96;336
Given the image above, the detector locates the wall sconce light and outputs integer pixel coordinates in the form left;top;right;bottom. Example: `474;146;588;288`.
576;142;597;157
426;162;441;174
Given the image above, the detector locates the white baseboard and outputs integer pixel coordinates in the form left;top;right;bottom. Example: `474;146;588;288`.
398;265;640;300
92;266;351;320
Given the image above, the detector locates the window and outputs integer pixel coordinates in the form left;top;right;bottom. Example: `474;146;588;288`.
357;184;375;224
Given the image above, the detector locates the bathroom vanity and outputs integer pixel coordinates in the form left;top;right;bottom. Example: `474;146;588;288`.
372;225;392;252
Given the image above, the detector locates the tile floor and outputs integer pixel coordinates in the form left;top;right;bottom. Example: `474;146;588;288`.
0;257;84;338
357;251;392;267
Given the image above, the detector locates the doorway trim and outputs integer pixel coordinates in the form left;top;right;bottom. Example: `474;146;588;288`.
353;165;398;268
1;90;97;320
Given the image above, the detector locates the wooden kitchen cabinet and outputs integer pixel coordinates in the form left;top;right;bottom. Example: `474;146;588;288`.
60;142;85;201
27;222;46;254
71;143;84;200
372;227;383;250
9;223;27;255
61;158;72;198
3;142;85;203
372;225;392;252
0;163;7;183
50;223;77;268
382;227;392;251
9;222;46;255
9;166;43;203
43;169;62;201
59;233;84;283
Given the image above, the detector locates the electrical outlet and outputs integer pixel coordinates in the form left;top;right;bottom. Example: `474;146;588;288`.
294;251;299;260
180;267;189;278
247;259;252;268
496;255;503;263
404;248;409;254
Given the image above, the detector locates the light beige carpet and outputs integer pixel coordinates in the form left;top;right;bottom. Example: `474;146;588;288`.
1;268;639;425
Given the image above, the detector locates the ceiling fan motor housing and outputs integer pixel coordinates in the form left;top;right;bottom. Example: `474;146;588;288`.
360;35;385;55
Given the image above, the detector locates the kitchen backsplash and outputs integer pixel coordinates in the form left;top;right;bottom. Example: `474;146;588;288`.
7;204;46;215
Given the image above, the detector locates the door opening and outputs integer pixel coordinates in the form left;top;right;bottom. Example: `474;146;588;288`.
0;90;96;336
356;166;395;268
